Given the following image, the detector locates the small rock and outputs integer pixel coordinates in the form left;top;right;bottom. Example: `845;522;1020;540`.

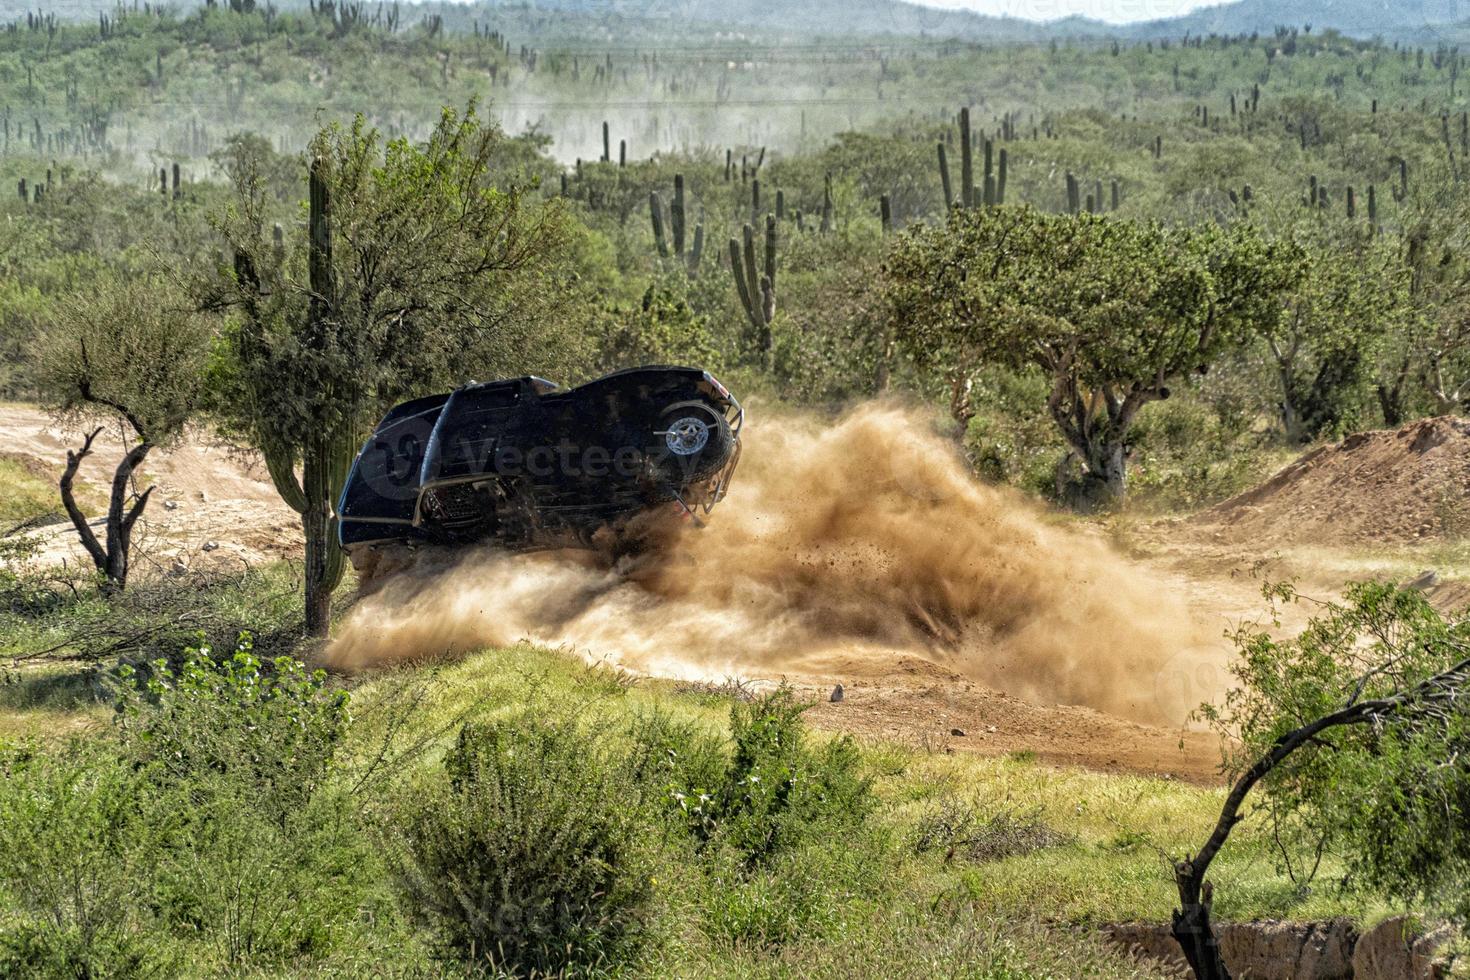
202;541;219;552
1404;569;1439;591
163;500;179;511
197;491;208;502
986;724;997;733
829;684;844;703
950;728;966;737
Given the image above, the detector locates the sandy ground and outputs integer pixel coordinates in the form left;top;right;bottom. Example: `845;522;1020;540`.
0;405;301;575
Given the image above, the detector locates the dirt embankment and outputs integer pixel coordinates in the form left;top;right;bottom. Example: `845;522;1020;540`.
1194;416;1470;548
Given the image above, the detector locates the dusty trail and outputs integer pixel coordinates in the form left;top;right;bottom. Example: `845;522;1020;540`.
0;402;1265;780
329;405;1228;729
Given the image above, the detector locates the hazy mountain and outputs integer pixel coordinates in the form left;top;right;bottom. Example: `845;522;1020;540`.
417;0;1118;42
1123;0;1466;39
6;0;1467;43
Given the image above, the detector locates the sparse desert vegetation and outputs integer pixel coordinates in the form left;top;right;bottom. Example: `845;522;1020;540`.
0;0;1469;976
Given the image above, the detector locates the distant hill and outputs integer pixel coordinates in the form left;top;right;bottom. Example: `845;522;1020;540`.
1123;0;1467;39
416;0;1117;43
4;0;1468;43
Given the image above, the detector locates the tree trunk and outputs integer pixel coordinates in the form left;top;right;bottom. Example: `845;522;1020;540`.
58;428;154;595
1088;440;1128;500
948;372;974;443
1376;354;1411;427
301;433;346;638
1173;870;1232;980
103;441;155;592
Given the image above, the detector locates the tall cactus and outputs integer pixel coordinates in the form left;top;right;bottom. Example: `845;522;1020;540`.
1065;172;1080;214
1392;157;1409;202
649;191;668;257
301;158;347;633
937;141;953;208
959;107;974;208
650;174;703;274
821;172;833;233
247;158;349;636
730;214;777;366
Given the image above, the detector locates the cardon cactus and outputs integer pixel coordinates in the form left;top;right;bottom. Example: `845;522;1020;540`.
730;215;777;366
959;107;974;208
650;175;703;275
938;141;953;207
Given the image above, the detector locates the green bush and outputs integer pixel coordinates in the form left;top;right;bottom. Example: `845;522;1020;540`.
0;640;387;975
0;741;170;978
391;714;654;975
650;687;874;866
912;798;1075;864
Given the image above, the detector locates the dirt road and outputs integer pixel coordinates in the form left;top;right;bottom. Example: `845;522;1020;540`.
0;403;1382;786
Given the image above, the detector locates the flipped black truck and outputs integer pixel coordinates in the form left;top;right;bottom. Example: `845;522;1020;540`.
337;366;742;571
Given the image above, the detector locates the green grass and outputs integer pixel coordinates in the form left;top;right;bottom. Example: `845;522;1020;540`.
0;457;61;530
0;563;1406;978
344;644;1387;928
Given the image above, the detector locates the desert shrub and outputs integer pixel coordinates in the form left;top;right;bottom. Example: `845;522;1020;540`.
143;773;385;968
1124;392;1273;511
697;831;894;950
115;634;350;812
650;687;873;866
114;637;380;969
596;283;725;374
391;714;655;975
911;797;1075;864
0;534;85;617
0;741;170;978
0;561;305;665
626;708;727;820
0;639;383;973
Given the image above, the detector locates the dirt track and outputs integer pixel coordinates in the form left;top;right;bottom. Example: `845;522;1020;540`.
7;403;1416;787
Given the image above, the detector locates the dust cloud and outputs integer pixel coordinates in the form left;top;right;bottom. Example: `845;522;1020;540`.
327;404;1217;724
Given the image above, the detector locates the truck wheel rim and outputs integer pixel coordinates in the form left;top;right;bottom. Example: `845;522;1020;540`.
665;417;710;456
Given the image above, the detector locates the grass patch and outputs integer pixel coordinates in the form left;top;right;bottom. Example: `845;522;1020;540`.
0;567;1408;977
0;456;61;530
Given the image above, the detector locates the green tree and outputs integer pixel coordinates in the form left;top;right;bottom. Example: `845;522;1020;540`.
884;207;1303;503
208;106;573;635
1174;583;1470;979
1257;223;1409;442
36;273;209;592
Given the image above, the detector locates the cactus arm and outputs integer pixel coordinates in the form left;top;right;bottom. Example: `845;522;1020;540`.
263;440;309;515
959;107;973;208
649;192;668;257
729;236;759;330
672;174;685;257
742;224;764;326
688;223;704;275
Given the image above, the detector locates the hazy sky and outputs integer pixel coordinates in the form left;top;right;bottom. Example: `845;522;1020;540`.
911;0;1217;24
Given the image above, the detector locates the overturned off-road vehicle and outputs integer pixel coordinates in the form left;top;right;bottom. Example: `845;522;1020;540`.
337;366;742;572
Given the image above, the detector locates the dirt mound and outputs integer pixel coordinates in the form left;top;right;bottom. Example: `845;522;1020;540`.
1196;417;1470;547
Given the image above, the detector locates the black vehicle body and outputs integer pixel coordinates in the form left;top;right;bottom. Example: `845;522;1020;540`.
337;366;742;564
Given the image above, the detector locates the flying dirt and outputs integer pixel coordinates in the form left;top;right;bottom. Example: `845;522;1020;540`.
327;404;1222;725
